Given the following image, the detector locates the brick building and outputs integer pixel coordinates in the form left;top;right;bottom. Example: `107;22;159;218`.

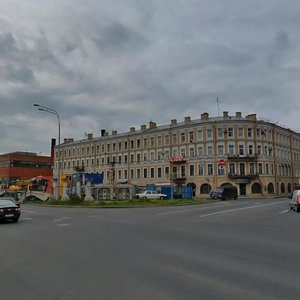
0;151;53;187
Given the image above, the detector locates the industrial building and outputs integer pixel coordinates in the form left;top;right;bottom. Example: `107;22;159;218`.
54;111;300;198
0;151;53;188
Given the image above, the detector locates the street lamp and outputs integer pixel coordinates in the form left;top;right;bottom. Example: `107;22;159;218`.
34;103;61;199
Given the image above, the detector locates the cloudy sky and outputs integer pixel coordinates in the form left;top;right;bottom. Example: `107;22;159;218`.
1;0;300;155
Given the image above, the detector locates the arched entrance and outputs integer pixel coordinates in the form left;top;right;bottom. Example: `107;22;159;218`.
267;183;274;194
200;183;212;195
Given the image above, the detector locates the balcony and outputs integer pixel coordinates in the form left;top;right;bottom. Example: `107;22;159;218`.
228;173;259;180
227;154;258;161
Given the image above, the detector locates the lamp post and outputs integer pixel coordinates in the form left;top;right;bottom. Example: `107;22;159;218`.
34;103;61;199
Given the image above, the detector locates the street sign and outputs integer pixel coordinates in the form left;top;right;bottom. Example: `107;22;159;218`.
219;159;225;166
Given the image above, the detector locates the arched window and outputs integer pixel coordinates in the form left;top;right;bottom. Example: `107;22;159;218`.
252;183;262;194
200;184;212;194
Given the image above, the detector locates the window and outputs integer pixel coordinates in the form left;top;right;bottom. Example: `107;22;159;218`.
181;132;186;143
239;144;244;155
158;167;162;178
137;139;141;148
137;154;141;162
158;151;164;161
207;128;212;139
198;146;203;157
198;129;203;140
157;136;161;147
217;145;224;156
180;148;186;158
130;154;134;163
189;131;194;142
189;147;195;158
207;164;214;175
207;145;213;156
248;144;254;155
143;138;148;148
130;140;134;149
137;168;141;179
150;168;155;178
258;163;263;174
150;137;155;147
248;128;253;138
143;152;147;161
250;163;255;174
172;134;177;144
257;145;262;155
228;144;235;155
217;128;223;138
181;165;186;177
238;127;244;137
229;163;235;174
143;168;148;178
227;127;233;138
189;165;195;176
165;135;169;145
150;152;154;161
218;166;225;175
198;163;204;176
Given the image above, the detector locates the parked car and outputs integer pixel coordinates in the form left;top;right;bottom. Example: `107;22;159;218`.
289;189;300;212
136;190;167;200
211;185;238;201
0;196;21;207
0;199;21;223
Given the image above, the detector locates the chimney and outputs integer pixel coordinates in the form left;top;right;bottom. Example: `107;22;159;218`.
149;121;157;129
223;111;229;118
171;119;177;125
236;112;242;118
130;127;135;132
184;116;191;123
101;129;106;137
87;133;93;140
112;130;117;136
201;112;209;120
64;138;68;143
246;114;257;121
51;138;56;159
141;124;146;130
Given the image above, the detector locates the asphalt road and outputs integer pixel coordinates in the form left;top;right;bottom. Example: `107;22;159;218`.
1;197;299;300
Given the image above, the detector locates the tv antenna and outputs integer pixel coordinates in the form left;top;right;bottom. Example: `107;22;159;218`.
216;97;221;116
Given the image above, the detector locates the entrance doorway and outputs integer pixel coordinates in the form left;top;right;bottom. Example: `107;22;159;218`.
239;183;247;196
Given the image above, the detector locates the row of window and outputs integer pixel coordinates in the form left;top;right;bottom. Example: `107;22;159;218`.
62;126;289;158
58;141;297;168
58;161;295;180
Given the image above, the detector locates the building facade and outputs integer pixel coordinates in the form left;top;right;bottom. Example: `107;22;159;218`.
0;152;53;187
55;111;300;198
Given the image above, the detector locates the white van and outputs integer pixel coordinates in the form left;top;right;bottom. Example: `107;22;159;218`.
289;189;300;212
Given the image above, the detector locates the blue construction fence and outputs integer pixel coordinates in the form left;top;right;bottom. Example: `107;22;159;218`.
146;184;193;199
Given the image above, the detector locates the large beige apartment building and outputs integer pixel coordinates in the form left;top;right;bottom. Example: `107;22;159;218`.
55;111;300;198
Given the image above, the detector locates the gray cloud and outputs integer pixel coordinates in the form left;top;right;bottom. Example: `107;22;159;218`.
1;0;300;154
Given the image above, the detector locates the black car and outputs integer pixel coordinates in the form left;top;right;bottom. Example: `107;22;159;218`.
211;186;238;201
0;199;21;223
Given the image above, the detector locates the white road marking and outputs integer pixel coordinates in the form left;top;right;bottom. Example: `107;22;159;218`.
21;217;33;220
53;217;72;223
199;201;286;218
57;224;70;227
157;201;251;216
279;209;290;214
22;210;36;214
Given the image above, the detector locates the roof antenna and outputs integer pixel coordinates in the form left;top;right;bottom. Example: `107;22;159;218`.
216;97;221;116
